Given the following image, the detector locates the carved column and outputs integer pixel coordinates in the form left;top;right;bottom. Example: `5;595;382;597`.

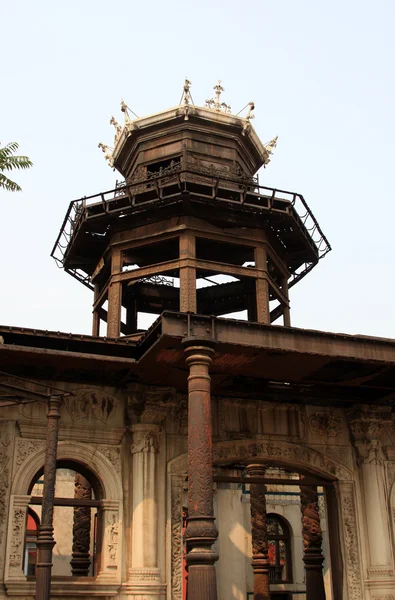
70;473;92;576
183;338;218;600
107;249;122;338
246;464;270;600
348;405;395;582
179;234;196;313
254;247;269;324
35;396;62;600
300;483;326;600
128;424;161;598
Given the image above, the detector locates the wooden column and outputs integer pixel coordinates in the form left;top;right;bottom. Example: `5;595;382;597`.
35;396;62;600
183;338;218;600
179;234;196;313
107;249;123;338
70;473;92;576
254;247;269;324
246;464;270;600
300;484;326;600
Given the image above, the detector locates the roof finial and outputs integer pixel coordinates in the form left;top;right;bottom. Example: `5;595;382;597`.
205;80;231;113
110;116;123;145
179;78;194;120
120;99;131;124
98;142;114;167
241;102;255;135
263;135;279;165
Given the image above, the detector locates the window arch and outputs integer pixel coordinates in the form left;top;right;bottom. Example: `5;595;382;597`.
26;464;100;577
267;513;293;583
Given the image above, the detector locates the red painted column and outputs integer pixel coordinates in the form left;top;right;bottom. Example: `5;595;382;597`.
183;338;218;600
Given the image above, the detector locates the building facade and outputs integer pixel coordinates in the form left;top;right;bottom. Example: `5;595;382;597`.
0;81;395;600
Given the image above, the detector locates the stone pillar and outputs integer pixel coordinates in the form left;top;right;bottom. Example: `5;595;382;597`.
254;247;269;324
128;424;162;599
348;405;395;584
179;234;196;313
183;338;218;600
300;483;326;600
246;464;270;600
35;396;62;600
70;473;92;576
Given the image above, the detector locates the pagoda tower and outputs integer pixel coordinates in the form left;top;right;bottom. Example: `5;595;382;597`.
52;80;330;339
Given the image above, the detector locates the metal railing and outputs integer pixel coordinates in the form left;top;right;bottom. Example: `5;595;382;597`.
51;167;331;290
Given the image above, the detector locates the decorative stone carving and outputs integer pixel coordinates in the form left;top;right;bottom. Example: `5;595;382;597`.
127;384;175;424
0;436;11;572
311;445;352;469
372;596;395;600
108;513;119;565
171;474;186;600
131;429;159;454
387;462;395;487
212;439;350;480
65;389;117;423
338;484;364;600
368;567;395;578
348;405;391;463
98;445;121;473
247;464;270;600
309;411;343;438
9;507;26;572
15;438;44;467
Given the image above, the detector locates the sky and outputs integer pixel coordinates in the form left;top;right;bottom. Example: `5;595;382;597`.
1;0;394;338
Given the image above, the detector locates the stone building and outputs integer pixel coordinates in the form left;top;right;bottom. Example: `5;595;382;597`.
1;81;395;600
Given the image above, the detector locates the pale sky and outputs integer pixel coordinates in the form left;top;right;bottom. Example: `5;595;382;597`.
1;0;394;338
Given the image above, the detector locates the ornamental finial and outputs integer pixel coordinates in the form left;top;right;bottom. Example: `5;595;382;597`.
110;116;123;145
205;80;231;113
263;136;279;164
180;78;193;106
98;142;114;167
120;99;131;124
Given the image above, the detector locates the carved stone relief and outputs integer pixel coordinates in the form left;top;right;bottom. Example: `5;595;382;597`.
15;438;44;468
9;507;26;573
107;513;119;565
339;486;363;600
212;439;350;480
131;430;159;454
98;445;121;473
0;436;11;574
65;389;117;423
171;474;186;600
309;411;343;438
127;384;175;425
218;398;305;441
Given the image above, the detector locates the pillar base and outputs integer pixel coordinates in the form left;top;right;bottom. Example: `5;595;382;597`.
122;569;165;599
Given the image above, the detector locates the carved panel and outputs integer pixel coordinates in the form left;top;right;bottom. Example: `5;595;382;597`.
131;430;159;454
213;440;350;480
98;445;121;473
65;389;117;423
127;384;175;424
107;513;119;566
8;507;26;573
0;436;11;574
339;485;363;600
309;411;343;438
15;438;44;468
171;475;186;600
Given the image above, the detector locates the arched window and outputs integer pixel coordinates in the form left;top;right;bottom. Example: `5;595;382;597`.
267;514;292;583
26;464;100;577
